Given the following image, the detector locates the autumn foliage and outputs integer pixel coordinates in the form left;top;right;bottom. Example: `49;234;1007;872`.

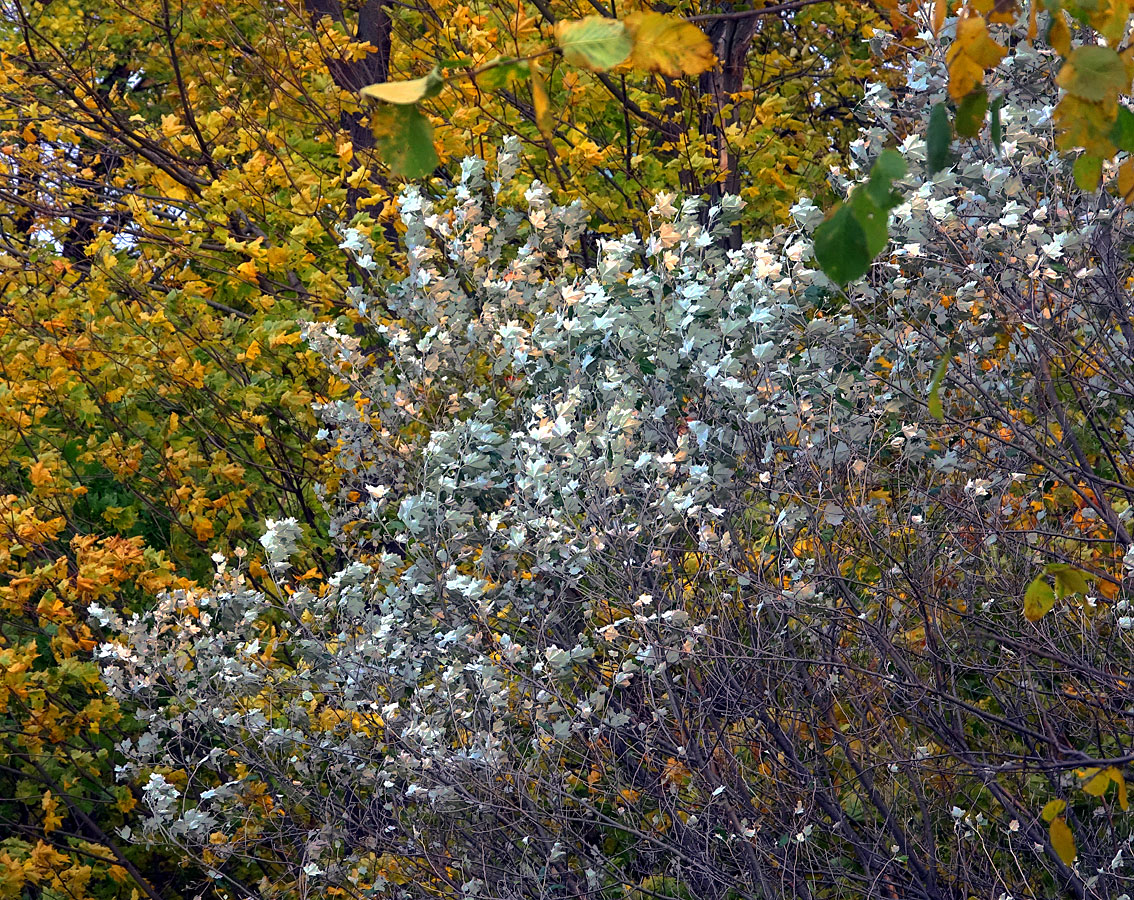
4;0;1134;899
0;0;892;895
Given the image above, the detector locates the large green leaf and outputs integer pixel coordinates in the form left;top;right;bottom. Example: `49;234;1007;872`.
926;102;952;175
370;104;438;179
955;87;988;138
1057;45;1129;104
865;148;906;208
849;189;889;255
814;204;871;287
815;151;906;286
555;17;632;71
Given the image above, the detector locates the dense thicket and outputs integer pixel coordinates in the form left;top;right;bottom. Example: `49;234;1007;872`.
0;2;886;896
6;1;1134;899
103;43;1134;900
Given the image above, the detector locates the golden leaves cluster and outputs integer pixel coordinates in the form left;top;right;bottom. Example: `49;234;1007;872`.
940;0;1134;191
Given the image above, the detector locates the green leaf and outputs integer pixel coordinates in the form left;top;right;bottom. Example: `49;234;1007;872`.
865;149;907;209
815;151;907;286
852;190;889;256
814;203;871;287
360;68;445;104
1045;563;1091;598
989;94;1006;152
955;87;988;138
1024;574;1058;622
370;103;438;179
871;148;907;182
555;17;633;71
927;351;950;420
1057;45;1129;103
926;102;952;175
475;59;530;90
61;439;82;467
1041;799;1066;823
849;190;889;255
1073;153;1103;191
1111;105;1134;152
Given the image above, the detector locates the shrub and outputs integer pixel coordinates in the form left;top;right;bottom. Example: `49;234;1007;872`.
103;46;1134;900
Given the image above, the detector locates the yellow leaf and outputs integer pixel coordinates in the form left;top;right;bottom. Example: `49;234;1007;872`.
1049;816;1076;865
160;114;185;138
192;516;214;542
1118;159;1134;200
28;460;53;488
269;330;303;348
1049;11;1071;56
934;0;948;35
1080;766;1129;808
41;791;63;834
1041;798;1066;822
1056;46;1129;105
1080;767;1109;796
1023;574;1057;621
973;0;1017;24
360;70;444;104
265;246;290;267
1055;94;1121;157
1089;0;1130;42
108;865;131;883
531;68;553;141
236;260;259;281
945;11;1005;100
1113;767;1129;810
624;13;715;78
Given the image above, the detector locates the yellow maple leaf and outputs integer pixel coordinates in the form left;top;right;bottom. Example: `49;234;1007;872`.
28;460;53;488
264;246;290;267
945;11;1005;99
269;330;302;348
192;516;215;542
236;260;259;281
624;12;715;78
41;791;63;834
